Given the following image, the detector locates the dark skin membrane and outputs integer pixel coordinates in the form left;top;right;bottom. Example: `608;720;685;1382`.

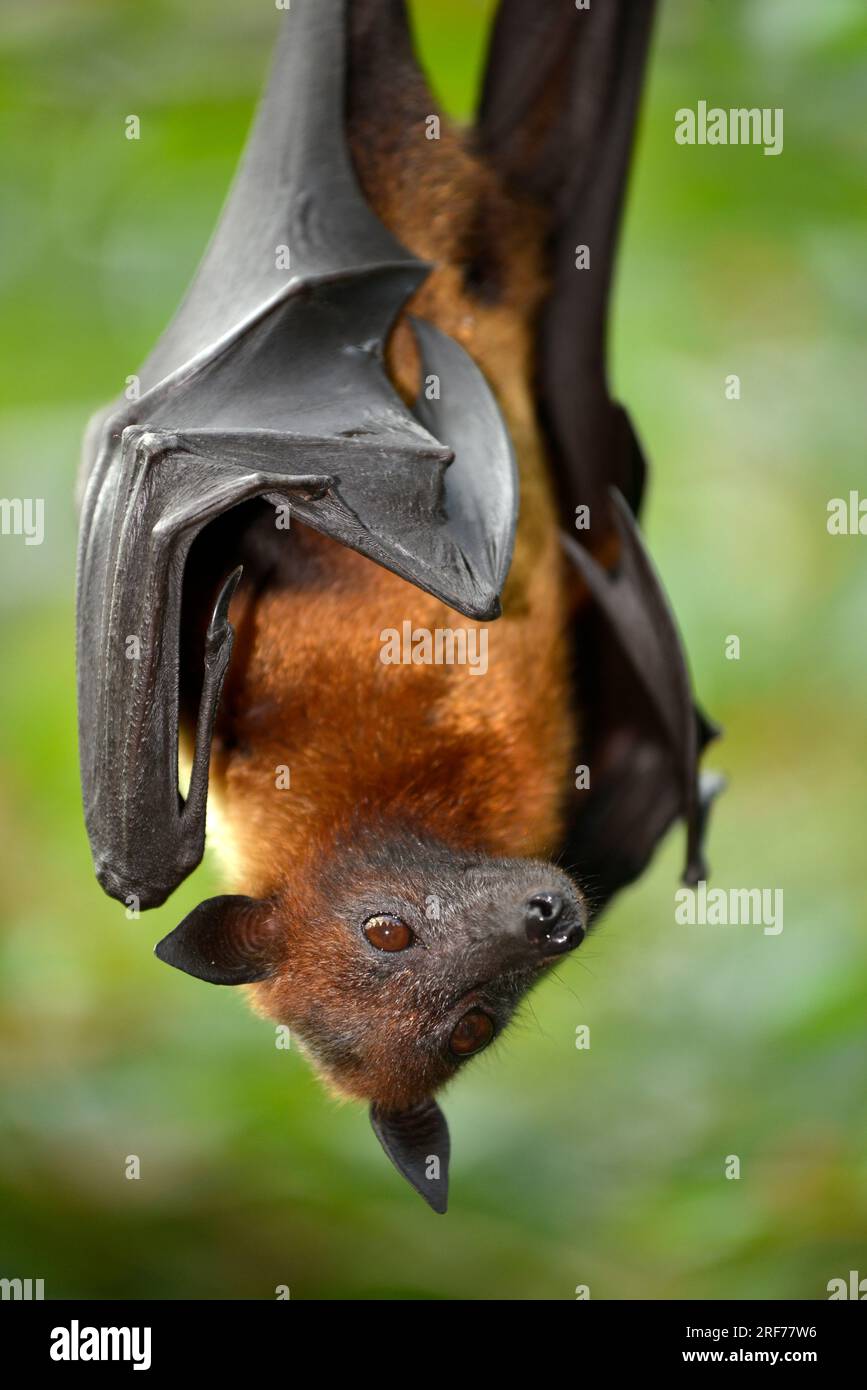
77;0;720;1211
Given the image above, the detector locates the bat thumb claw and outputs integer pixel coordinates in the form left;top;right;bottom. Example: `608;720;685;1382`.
207;566;243;645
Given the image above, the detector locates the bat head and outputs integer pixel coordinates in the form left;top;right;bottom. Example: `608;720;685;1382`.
154;827;585;1211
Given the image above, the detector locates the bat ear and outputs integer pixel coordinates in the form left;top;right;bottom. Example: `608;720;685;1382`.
370;1099;450;1214
154;896;277;986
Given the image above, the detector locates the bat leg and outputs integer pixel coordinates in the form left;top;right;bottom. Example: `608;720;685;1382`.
179;567;243;870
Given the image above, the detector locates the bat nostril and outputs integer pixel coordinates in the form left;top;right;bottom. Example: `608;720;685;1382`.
523;892;584;954
524;892;564;938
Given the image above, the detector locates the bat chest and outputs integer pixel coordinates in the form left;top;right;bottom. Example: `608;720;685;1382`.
195;503;575;897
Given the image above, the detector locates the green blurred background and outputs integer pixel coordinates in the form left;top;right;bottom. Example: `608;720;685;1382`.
1;0;865;1300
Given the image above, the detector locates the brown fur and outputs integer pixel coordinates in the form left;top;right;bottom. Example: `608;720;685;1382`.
198;24;581;1105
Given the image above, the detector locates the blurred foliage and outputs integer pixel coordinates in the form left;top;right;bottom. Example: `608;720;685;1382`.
0;0;865;1300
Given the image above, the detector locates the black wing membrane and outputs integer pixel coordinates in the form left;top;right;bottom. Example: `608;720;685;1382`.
77;0;516;909
478;0;721;914
563;495;723;913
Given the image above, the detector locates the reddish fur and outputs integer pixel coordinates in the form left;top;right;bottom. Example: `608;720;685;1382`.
203;34;581;1104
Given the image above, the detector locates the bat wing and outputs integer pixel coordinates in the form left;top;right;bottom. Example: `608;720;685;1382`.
561;494;724;913
77;0;516;908
478;1;720;913
479;0;658;523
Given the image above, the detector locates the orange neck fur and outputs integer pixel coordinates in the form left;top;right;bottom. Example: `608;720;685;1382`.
209;65;575;897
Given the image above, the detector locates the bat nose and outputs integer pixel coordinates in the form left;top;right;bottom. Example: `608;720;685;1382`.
523;892;585;955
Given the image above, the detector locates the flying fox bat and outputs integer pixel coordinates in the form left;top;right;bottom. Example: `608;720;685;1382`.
76;0;721;1213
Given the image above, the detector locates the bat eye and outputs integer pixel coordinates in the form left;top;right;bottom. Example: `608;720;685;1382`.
449;1009;494;1058
363;914;413;952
